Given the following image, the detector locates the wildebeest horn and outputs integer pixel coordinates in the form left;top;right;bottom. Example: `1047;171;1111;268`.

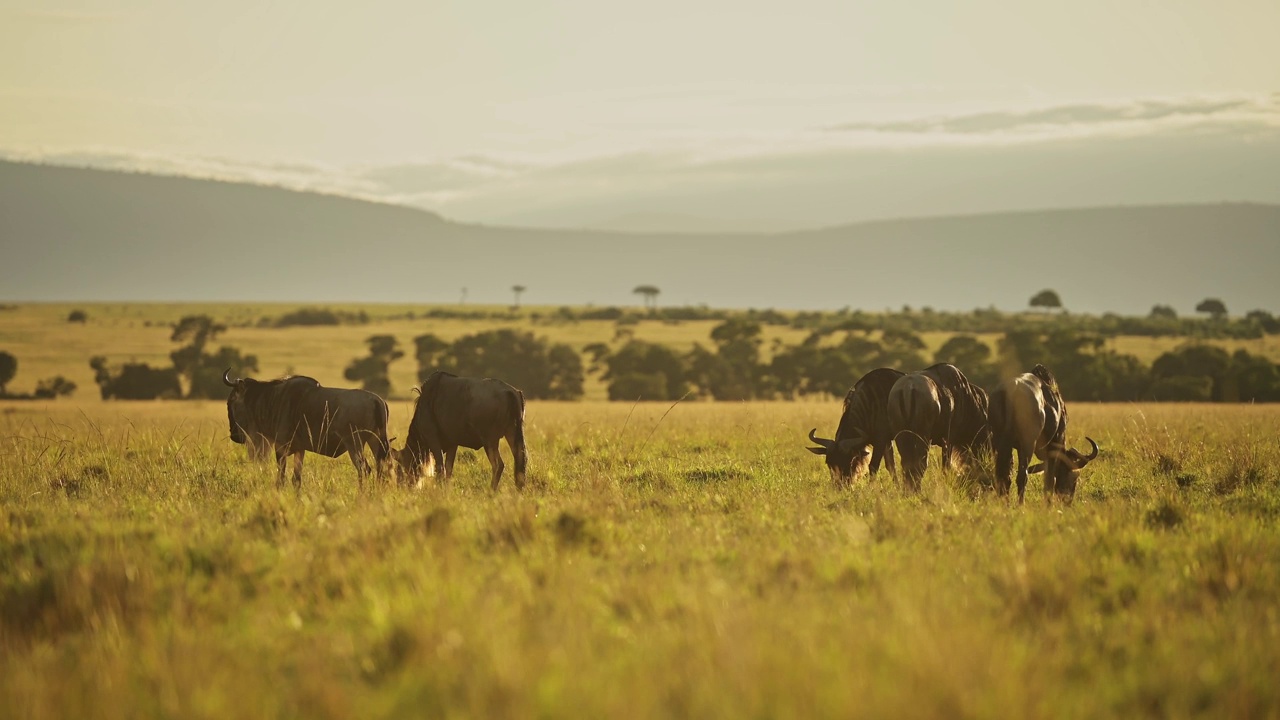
808;428;835;449
1079;437;1099;463
223;368;236;387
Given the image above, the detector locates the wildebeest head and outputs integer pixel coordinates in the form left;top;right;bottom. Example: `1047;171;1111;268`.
392;446;430;487
223;368;250;444
807;428;871;486
223;369;275;460
1030;437;1099;502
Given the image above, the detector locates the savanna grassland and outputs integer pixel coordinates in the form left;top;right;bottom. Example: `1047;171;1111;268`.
4;302;1279;402
2;398;1279;719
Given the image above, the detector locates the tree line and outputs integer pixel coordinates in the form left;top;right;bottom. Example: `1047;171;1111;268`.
342;330;583;400
89;315;258;400
592;321;1280;403
62;310;1280;403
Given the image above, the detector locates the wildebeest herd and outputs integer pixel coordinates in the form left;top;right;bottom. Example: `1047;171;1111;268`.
809;362;1098;503
224;361;1096;503
223;369;527;491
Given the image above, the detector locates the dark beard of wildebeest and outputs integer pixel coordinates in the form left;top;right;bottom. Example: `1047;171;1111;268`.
887;363;992;491
989;364;1099;504
807;367;905;487
395;371;528;491
223;369;390;490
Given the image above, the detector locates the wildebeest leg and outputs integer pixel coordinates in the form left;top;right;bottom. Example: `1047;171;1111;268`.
444;447;458;479
506;429;527;490
370;434;389;484
430;448;447;484
868;444;885;476
1042;457;1058;502
941;441;953;472
291;451;305;491
1015;449;1031;505
994;442;1013;497
882;442;896;479
485;441;505;491
275;448;288;489
894;434;927;492
343;436;370;492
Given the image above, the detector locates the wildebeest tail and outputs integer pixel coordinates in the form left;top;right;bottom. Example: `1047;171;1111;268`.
373;396;391;460
986;386;1009;439
509;389;528;466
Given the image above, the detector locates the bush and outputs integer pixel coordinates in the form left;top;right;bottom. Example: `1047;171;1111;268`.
0;351;15;396
35;376;77;399
1148;376;1213;402
274;308;341;327
604;341;688;401
422;330;584;400
607;372;669;401
90;357;181;400
67;309;88;323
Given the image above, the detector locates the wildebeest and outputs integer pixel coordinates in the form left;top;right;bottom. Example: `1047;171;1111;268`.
223;369;390;489
395;371;528;491
989;364;1099;504
887;363;991;490
807;367;904;486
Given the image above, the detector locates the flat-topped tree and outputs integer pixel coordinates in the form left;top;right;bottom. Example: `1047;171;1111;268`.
633;285;660;312
1029;289;1063;312
1196;298;1228;320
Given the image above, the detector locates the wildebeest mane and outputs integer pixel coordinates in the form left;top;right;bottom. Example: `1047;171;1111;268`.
406;371;455;456
922;363;991;452
1032;364;1068;445
837;368;902;443
241;375;321;438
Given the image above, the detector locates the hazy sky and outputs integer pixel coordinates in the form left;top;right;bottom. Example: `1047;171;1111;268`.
3;1;1279;228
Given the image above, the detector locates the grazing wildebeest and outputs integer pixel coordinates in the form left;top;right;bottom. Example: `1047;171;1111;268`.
887;363;991;490
395;371;528;491
988;364;1099;504
223;369;390;490
807;367;904;487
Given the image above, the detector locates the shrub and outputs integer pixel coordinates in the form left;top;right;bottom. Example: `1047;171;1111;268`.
34;376;77;399
274;308;341;327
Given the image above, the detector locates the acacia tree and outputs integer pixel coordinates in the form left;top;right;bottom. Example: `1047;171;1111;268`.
511;285;527;309
412;333;450;383
1029;289;1063;312
169;315;258;398
345;335;404;397
1195;298;1228;320
0;351;16;396
632;285;661;312
431;329;583;400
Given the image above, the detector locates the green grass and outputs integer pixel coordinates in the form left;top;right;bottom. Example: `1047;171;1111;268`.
2;399;1279;718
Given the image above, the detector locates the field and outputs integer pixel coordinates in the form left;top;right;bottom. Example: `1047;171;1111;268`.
4;302;1280;403
3;398;1279;719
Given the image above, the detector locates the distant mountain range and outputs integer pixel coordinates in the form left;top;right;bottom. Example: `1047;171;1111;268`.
2;160;1277;314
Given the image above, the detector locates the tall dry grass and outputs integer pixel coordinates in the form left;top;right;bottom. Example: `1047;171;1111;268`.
1;400;1279;718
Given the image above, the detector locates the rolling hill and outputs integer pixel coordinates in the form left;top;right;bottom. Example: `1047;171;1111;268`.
2;160;1277;315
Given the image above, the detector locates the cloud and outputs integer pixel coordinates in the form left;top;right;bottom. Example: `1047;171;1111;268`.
828;96;1275;135
5;94;1279;232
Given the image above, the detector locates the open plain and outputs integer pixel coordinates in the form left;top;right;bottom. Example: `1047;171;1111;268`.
2;398;1278;719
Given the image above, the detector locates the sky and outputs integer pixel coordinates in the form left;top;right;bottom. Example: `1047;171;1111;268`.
3;0;1279;230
